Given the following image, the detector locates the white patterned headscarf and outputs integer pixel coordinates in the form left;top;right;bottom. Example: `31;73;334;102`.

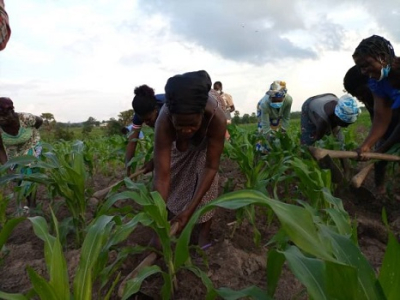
334;94;361;124
266;80;287;98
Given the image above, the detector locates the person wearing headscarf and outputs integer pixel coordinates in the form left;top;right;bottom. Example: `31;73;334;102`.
0;97;43;208
300;94;360;146
352;35;400;155
125;85;165;176
344;65;400;194
153;70;226;248
258;80;293;135
0;0;11;51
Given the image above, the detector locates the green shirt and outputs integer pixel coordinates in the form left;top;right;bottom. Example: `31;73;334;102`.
259;94;293;133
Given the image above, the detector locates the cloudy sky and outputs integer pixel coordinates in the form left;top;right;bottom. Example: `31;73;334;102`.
1;0;399;122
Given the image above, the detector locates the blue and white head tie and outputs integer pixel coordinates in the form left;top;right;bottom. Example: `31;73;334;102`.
334;94;361;124
266;80;287;98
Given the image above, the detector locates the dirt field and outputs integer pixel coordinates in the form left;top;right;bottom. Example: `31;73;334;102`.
1;157;399;300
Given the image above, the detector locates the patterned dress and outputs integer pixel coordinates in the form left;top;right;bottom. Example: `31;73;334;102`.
164;97;220;223
1;113;42;160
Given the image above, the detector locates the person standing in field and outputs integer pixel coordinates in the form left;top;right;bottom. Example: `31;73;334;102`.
153;70;226;247
0;0;11;51
125;86;165;176
344;65;400;194
352;35;400;156
213;81;234;140
258;80;293;136
0;97;43;208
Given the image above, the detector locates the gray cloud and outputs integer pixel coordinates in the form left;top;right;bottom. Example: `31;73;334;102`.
137;0;318;64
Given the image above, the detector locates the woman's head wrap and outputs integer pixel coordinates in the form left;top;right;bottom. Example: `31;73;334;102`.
266;80;287;98
165;70;211;114
0;97;14;111
334;94;361;124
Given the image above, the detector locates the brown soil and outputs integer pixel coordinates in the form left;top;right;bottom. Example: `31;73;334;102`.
0;157;399;299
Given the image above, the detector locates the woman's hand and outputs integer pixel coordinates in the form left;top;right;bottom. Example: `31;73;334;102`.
140;159;154;174
172;209;192;233
355;144;371;161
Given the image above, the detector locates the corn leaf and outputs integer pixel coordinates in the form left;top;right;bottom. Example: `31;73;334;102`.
378;231;400;300
121;265;162;300
266;249;285;297
26;266;58;300
0;291;28;300
73;215;114;300
282;246;327;300
0;217;26;250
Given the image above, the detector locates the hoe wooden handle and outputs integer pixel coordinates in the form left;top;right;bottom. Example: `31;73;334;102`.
309;147;400;162
118;222;180;297
92;169;145;200
351;163;374;188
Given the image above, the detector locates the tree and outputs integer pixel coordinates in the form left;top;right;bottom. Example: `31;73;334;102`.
232;110;241;125
242;113;250;124
118;109;134;126
41;113;55;122
106;118;124;136
82;116;96;135
249;112;257;124
41;113;56;132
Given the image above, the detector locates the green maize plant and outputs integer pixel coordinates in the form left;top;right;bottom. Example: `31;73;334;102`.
99;180;225;300
0;210;150;300
125;131;154;178
223;125;271;245
0;141;91;246
176;189;399;300
101;182;178;300
0;191;26;265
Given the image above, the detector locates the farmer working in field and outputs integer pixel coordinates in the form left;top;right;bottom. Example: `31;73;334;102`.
153;70;226;248
213;81;235;140
300;93;360;146
258;80;293;136
0;97;43;208
344;65;400;195
125;85;165;176
352;35;400;157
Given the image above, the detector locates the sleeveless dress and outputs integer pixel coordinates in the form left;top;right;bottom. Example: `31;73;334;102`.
164;97;220;223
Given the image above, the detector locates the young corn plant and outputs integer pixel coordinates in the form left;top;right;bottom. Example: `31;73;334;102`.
180;189;399;300
0;210;150;300
0;142;92;246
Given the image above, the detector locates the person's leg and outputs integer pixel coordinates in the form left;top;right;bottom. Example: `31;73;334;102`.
198;218;212;248
374;160;387;194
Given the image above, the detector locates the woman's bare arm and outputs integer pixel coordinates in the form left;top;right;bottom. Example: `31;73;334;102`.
185;107;226;215
152;107;173;202
359;95;392;152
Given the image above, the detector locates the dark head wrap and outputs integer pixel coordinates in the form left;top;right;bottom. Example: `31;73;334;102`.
0;97;14;110
165;70;211;114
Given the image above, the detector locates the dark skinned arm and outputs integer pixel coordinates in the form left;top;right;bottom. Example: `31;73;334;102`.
359;95;392;153
152;108;173;203
0;137;7;165
183;108;226;218
125;129;141;176
375;121;400;153
171;106;226;232
313;112;329;141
